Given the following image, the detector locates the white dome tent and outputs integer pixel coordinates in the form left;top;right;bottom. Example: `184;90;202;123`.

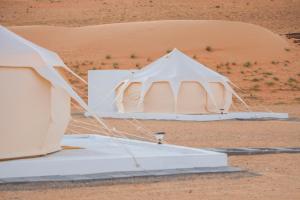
0;26;89;160
115;49;247;114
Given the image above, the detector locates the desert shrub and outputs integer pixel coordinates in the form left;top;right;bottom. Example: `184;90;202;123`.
205;46;212;52
265;81;275;86
112;62;119;69
105;55;111;59
243;62;251;68
285;48;290;52
288;78;297;83
193;55;197;59
166;49;172;53
135;63;141;69
251;78;260;82
273;77;279;81
240;70;244;74
263;72;273;76
231;62;236;65
130;54;136;59
251;84;260;91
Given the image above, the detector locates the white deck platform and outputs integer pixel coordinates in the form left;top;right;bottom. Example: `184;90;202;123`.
85;112;288;121
0;135;229;180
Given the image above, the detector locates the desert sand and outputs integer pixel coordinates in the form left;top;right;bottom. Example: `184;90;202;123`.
1;1;300;200
1;0;299;34
1;154;299;200
9;20;300;105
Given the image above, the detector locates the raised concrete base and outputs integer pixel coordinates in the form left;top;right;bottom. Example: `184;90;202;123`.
85;112;288;122
0;135;233;183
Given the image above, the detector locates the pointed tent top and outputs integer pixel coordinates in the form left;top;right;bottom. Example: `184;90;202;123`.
131;48;228;82
0;26;66;68
0;25;88;110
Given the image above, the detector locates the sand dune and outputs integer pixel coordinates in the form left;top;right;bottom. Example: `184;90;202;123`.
1;0;299;34
9;20;300;105
10;20;292;64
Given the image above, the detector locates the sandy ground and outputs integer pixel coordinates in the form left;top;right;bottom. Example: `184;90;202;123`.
9;21;300;105
1;0;299;34
1;154;299;200
1;1;300;199
66;104;300;148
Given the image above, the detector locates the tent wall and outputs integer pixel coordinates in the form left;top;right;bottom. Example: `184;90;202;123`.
144;82;175;113
122;82;142;113
0;67;70;160
177;81;207;114
116;81;231;114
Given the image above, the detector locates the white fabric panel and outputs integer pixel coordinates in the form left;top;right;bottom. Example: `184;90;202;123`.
144;82;175;113
0;26;88;111
115;49;246;114
177;81;207;114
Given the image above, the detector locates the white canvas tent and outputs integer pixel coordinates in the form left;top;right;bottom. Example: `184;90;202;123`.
0;26;88;160
115;49;247;114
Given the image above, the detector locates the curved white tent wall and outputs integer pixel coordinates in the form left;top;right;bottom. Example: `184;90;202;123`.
116;49;246;114
0;26;87;160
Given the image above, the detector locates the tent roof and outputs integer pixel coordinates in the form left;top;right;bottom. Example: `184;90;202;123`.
130;48;228;82
0;26;65;68
0;26;88;110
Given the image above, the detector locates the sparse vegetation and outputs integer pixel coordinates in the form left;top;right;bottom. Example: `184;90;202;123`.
250;84;260;91
147;58;152;62
193;55;197;59
263;72;273;76
265;81;275;86
271;60;279;65
166;49;172;53
130;54;136;59
105;55;111;59
231;62;236;66
112;62;119;69
273;77;279;81
243;61;252;68
284;48;290;52
240;70;244;74
205;46;212;52
288;78;297;83
135;63;141;69
251;78;260;82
